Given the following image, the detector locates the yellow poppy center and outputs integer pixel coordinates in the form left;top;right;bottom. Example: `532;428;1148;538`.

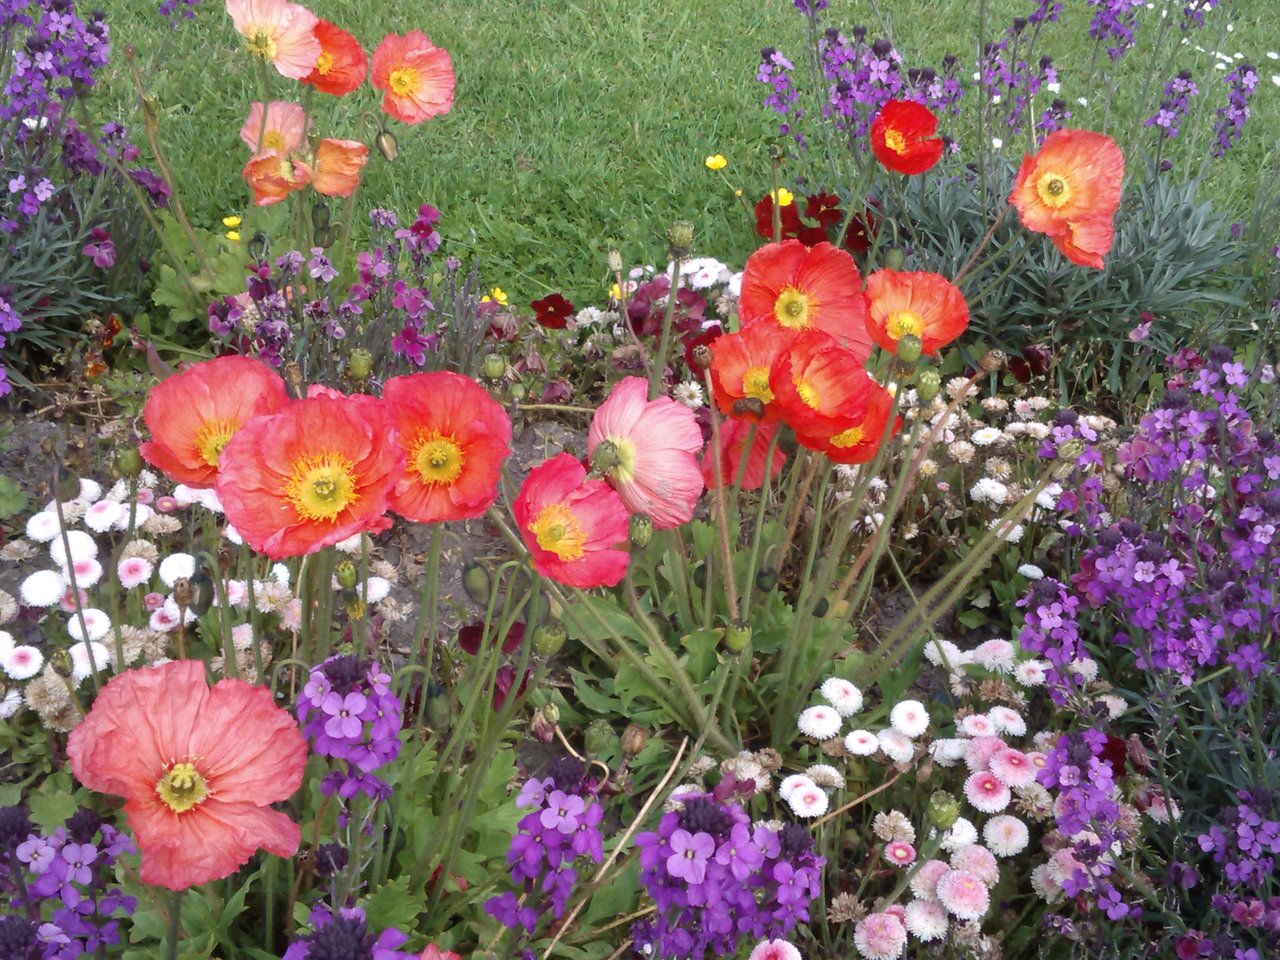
1036;172;1072;209
886;309;925;340
794;377;820;409
884;128;907;154
285;452;359;522
830;425;866;448
742;366;774;404
262;130;286;151
411;431;465;487
389;67;420;98
774;287;812;330
315;50;334;75
246;28;277;61
194;418;238;467
530;503;585;562
156;762;208;813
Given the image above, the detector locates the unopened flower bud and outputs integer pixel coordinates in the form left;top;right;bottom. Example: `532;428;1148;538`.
692;564;708;589
172;576;193;611
776;425;799;455
927;790;961;829
584;718;616;756
917;370;941;402
767;141;787;162
376;130;399;163
311;201;331;232
979;349;1007;373
532;621;567;657
590;439;621;477
812;596;829;618
425;680;450;730
189;569;215;617
531;704;557;743
53;466;81;503
313;226;334;248
629;514;654;548
50;649;73;678
606;248;623;273
621;723;648;757
883;247;905;270
755;567;778;592
732;397;766;420
508;382;527;402
690;344;713;371
481;353;506;380
115;446;144;478
335;561;359;590
347;348;373;382
724;619;752;653
895;334;923;365
462;562;491;607
668;220;695;255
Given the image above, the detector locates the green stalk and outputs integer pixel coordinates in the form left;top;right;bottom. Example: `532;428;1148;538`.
647;254;683;399
164;889;183;960
407;524;444;728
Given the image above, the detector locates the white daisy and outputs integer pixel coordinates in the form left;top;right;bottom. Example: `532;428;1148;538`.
786;782;830;818
889;700;930;738
362;576;392;603
1013;660;1048;686
0;688;21;718
971;427;1003;446
987;706;1026;736
820;677;864;716
48;530;97;566
20;570;66;608
928;738;970;767
844;729;879;756
3;644;45;680
1016;563;1044;580
24;511;64;543
903;899;948;941
83;500;125;533
797;705;842;739
983;815;1030;856
69;640;112;684
66;608;112;643
778;774;816;801
940;816;979;852
158;553;196;588
878;729;916;764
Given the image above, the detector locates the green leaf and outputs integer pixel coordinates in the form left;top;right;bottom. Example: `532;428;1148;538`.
363;877;420;935
679;629;722;683
0;475;29;519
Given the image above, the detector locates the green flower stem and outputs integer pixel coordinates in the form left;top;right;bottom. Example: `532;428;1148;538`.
647;256;682;400
700;369;740;622
164;889;183;960
952;204;1011;285
738;427;782;616
407;524;444;728
199;549;235;679
661;528;695;630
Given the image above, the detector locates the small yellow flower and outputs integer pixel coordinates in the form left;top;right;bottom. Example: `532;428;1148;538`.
481;286;509;306
735;189;744;197
705;154;727;171
226;231;241;242
609;282;622;301
771;187;795;207
222;216;242;228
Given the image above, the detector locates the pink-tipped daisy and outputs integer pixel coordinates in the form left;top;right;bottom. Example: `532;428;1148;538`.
787;783;830;819
909;858;952;901
1013;659;1048;686
903;899;948;941
67;557;103;589
987;705;1027;736
24;511;63;543
963;771;1012;814
820;676;863;716
853;911;907;960
117;557;154;591
878;729;916;764
778;774;817;801
983;815;1030;856
748;941;802;960
2;645;44;681
66;609;112;643
935;869;990;920
972;638;1015;671
844;729;879;756
889;699;929;738
797;705;842;740
989;747;1038;788
959;713;997;738
48;530;97;566
68;640;112;684
83;499;125;533
885;841;917;867
950;844;999;885
962;735;1007;773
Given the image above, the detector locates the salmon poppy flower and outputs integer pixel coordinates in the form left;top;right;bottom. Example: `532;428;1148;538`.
769;330;871;441
865;269;970;356
870;100;945;176
739;239;872;360
140;355;289;488
216;394;404;559
708;323;799;424
514;453;630;589
67;660;307;890
303;19;367;96
807;376;900;465
226;0;321;81
242;149;313;206
1009;129;1124;268
384;372;511;524
587;377;704;529
701;419;787;490
311;138;368;197
239;101;307;154
371;31;455;125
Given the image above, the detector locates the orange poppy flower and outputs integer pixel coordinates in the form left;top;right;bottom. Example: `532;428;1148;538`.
708;323;799;423
303;19;367;96
865;269;970;357
807;376;900;465
700;419;787;490
242;149;313;207
371;31;455;125
67;660;307;890
215;393;404;560
226;0;320;81
311;138;368;197
738;239;872;360
870;100;945;176
768;330;871;441
1009;129;1124;268
140;355;290;488
384;372;511;524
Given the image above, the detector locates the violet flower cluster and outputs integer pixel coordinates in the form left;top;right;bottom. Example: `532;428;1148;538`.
297;654;404;805
158;0;200;24
631;793;824;959
485;759;603;957
1211;64;1259;158
282;904;416;960
0;296;21;397
979;7;1061;137
1;0;109;127
0;805;137;959
1145;70;1199;140
1087;0;1144;61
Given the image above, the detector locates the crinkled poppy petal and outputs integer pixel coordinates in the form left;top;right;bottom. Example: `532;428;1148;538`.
701;420;787;490
738;240;811;326
189;677;307;802
708;325;798;424
372;31;454;125
793;243;872;358
1051;216;1114;269
311;138;368;197
1009;129;1124;238
871;100;944;175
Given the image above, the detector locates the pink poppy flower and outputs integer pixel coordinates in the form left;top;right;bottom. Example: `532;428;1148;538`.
226;0;321;80
239;101;308;154
587;377;703;529
67;660;307;890
371;31;454;125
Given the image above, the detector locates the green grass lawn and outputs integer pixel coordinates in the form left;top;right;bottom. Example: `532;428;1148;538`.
97;0;1280;307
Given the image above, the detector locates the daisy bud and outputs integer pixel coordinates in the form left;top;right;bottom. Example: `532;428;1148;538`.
621;723;648;757
115;446;144;478
927;789;960;829
375;129;399;163
584;718;616;756
979;349;1007;373
481;353;506;381
883;247;905;270
690;344;713;371
462;561;491;607
896;334;923;365
607;248;623;273
724;619;752;654
335;560;359;590
668;220;695;256
628;513;654;548
917;370;941;402
532;621;567;657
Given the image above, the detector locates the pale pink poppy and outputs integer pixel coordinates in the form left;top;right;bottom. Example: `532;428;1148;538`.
239;101;308;154
226;0;321;81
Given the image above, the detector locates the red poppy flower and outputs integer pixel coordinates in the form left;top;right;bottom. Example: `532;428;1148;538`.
303;20;367;96
768;330;871;441
67;660;307;890
739;239;872;360
242;149;312;207
371;31;454;125
216;393;403;560
865;269;970;356
683;323;722;372
140;356;290;488
806;375;900;465
531;293;575;330
753;193;825;245
384;372;511;524
513;453;630;589
700;419;787;490
870;100;945;175
708;323;799;423
1009;129;1124;268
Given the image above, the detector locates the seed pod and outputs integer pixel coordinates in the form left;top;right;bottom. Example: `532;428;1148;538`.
584;718;616;756
335;561;359;590
172;576;193;612
755;567;778;592
347;348;373;382
628;514;654;548
979;349;1007;373
927;790;961;829
917;370;942;403
115;446;144;478
590;439;621;477
732;397;766;420
690;344;713;371
883;247;905;270
895;334;923;365
668;220;695;256
49;649;73;678
724;620;752;653
606;248;623;273
621;723;648;757
481;353;506;380
532;621;567;657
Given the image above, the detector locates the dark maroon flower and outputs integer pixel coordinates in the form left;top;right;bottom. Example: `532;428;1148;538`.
531;293;575;330
458;621;525;656
540;380;572;403
1009;343;1053;383
492;664;532;711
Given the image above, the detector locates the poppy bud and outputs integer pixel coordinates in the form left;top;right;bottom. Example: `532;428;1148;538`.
425;681;450;730
755;567;778;592
376;129;399;163
311;201;331;232
313;226;334;248
629;514;654;548
621;723;648;757
49;649;74;678
692;564;708;589
590;439;621;477
690;344;713;371
115;446;144;478
917;370;941;402
335;561;359;590
463;562;491;607
895;334;922;365
584;718;616;756
532;621;567;657
53;466;81;502
776;425;798;455
189;569;215;617
979;349;1007;373
812;596;829;618
531;704;557;743
606;248;623;273
927;790;960;829
509;383;527;402
481;353;506;380
347;348;373;382
668;220;695;256
883;247;905;270
724;619;752;653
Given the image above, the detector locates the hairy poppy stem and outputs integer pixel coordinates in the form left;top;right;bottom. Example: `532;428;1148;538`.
164;889;183;960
